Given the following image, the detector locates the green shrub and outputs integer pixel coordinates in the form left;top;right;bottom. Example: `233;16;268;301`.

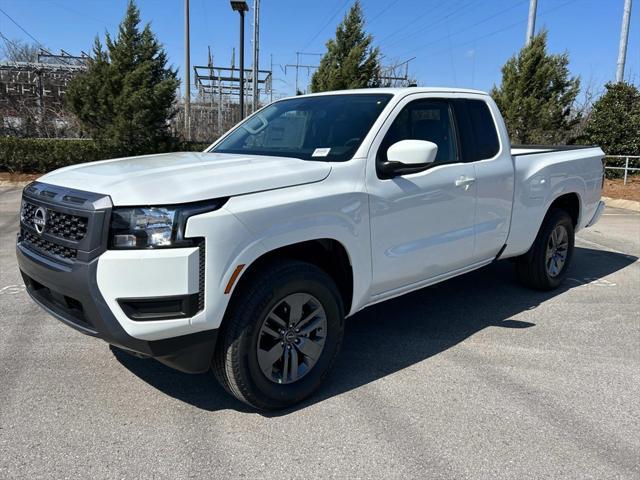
582;82;640;157
579;82;640;179
0;137;210;173
0;138;106;173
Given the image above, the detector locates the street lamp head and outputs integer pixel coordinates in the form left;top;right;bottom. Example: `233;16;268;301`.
230;1;249;12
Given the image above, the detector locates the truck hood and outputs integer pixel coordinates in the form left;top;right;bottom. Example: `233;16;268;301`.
38;152;332;206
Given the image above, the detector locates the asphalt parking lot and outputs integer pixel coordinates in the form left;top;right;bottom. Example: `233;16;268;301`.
1;184;638;479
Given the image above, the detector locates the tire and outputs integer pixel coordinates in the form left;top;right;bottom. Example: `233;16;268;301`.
516;208;575;291
212;260;345;410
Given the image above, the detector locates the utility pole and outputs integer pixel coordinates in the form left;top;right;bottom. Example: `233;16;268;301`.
270;53;273;103
208;46;214;133
525;0;538;45
252;0;260;112
218;71;222;134
231;48;235;122
239;10;245;118
616;0;633;83
287;52;322;94
295;52;299;93
184;0;191;140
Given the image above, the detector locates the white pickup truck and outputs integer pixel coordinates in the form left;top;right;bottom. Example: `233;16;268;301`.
17;87;605;409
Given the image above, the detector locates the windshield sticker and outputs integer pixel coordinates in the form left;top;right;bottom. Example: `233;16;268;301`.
312;148;331;157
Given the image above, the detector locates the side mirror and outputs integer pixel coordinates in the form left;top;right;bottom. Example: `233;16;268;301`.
380;140;438;177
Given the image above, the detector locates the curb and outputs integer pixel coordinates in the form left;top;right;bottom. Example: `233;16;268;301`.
602;196;640;212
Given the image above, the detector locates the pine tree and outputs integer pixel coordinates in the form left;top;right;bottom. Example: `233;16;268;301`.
582;82;640;156
491;31;580;144
310;0;380;93
66;1;178;154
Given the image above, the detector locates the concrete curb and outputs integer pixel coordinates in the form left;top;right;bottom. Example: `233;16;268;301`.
602;196;640;212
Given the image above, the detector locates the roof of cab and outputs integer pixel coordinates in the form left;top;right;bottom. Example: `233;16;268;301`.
293;87;489;98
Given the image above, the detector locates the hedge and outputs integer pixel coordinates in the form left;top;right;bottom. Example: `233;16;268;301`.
0;137;211;173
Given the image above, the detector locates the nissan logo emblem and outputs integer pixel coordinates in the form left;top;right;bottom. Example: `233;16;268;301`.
33;206;47;235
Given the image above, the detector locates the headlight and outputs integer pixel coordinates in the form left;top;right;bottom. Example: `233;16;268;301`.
108;199;227;249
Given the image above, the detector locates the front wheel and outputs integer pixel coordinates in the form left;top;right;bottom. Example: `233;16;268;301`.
212;260;345;410
516;208;575;291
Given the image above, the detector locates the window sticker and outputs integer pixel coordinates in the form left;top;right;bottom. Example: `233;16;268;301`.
312;147;331;157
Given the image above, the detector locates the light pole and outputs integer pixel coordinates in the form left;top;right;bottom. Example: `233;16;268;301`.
184;0;190;139
616;0;633;83
252;0;260;113
231;1;249;119
525;0;538;45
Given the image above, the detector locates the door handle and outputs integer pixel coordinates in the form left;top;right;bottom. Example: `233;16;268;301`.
455;176;476;189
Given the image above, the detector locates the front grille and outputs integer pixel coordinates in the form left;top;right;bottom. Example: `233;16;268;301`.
21;228;77;261
19;183;111;265
21;201;88;241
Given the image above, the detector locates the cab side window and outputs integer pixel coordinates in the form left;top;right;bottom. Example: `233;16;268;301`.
377;99;459;166
465;100;500;160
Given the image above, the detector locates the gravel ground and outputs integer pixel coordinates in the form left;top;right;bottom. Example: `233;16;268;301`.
1;185;638;480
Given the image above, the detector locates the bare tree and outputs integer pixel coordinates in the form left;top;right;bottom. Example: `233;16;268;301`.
1;38;40;63
569;76;602;142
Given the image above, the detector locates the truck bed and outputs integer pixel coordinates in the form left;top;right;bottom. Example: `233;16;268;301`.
501;144;604;259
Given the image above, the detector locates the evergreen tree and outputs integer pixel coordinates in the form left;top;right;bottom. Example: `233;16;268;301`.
582;82;640;156
66;1;178;154
491;31;580;144
310;0;380;93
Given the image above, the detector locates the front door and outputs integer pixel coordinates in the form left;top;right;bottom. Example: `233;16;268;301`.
367;97;477;295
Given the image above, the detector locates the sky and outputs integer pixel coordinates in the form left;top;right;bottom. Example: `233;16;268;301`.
1;0;638;101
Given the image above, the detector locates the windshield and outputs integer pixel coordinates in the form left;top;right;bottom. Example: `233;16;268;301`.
211;94;392;162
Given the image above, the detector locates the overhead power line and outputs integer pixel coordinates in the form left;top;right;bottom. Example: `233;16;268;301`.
0;7;77;66
377;0;474;46
0;6;46;49
0;31;21;50
383;0;482;50
366;0;403;26
423;0;581;60
297;0;352;55
392;0;528;58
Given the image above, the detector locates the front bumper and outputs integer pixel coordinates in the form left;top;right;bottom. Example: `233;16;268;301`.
16;182;218;373
17;244;217;373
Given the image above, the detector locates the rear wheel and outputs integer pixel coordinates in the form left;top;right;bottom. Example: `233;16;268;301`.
516;208;575;290
212;260;345;410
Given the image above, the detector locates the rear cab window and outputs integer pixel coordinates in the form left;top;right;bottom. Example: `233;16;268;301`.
453;99;500;162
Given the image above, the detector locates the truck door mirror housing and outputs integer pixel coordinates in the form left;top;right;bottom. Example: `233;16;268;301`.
380;140;439;177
